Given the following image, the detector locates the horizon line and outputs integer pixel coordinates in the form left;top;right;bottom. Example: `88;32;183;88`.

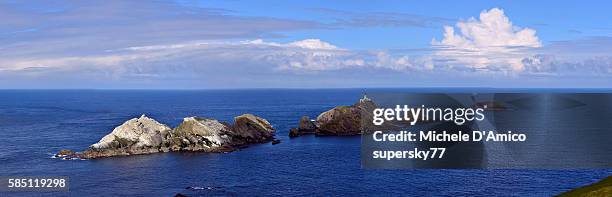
2;87;612;91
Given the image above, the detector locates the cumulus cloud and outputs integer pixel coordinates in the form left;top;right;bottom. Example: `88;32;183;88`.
427;8;612;77
431;8;541;71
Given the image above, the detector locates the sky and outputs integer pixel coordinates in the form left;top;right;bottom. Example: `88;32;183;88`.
1;0;612;89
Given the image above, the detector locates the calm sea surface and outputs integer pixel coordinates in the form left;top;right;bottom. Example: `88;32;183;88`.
0;89;610;196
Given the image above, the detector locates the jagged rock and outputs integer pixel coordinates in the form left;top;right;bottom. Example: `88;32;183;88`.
79;114;275;159
232;114;275;143
90;115;172;150
172;117;235;152
288;116;317;137
83;115;172;158
289;95;377;137
289;128;300;138
315;106;361;135
55;149;75;157
315;96;376;136
298;116;316;131
54;149;84;160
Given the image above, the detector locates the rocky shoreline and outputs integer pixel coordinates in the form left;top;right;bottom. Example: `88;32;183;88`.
56;114;276;159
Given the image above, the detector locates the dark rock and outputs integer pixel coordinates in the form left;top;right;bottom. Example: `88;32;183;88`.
314;96;376;136
289;128;300;138
289;95;377;137
216;145;237;153
298;116;316;131
55;149;75;157
54;149;85;160
315;105;361;135
271;139;281;145
232;114;275;143
288;116;318;137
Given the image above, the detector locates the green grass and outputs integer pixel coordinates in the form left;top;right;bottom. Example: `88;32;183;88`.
558;176;612;197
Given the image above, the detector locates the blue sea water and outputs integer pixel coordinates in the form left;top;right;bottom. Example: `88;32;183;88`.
0;89;611;196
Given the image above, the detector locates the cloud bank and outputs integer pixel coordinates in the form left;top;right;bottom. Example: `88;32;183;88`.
1;3;611;88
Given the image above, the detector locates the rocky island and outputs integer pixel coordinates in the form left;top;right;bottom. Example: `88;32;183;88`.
56;114;275;159
289;95;376;137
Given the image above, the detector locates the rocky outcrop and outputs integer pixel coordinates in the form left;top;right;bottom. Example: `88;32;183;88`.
299;116;317;131
82;115;173;158
53;149;82;160
315;106;361;135
170;117;235;152
231;114;275;143
289;95;377;137
168;114;275;152
289;116;317;137
61;114;276;159
55;149;75;157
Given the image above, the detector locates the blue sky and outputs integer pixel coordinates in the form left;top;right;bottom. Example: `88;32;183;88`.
1;0;611;89
184;0;612;49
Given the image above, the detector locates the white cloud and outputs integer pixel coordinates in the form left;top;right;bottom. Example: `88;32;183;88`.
431;8;541;71
288;39;340;50
0;1;321;71
372;52;433;71
4;2;612;88
244;39;365;71
0;39;361;75
239;38;340;50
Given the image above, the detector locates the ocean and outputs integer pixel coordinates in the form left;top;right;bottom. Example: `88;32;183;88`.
0;89;610;196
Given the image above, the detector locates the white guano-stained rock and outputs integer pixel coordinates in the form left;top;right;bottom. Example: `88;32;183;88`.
90;114;172;150
80;114;276;159
171;117;234;151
